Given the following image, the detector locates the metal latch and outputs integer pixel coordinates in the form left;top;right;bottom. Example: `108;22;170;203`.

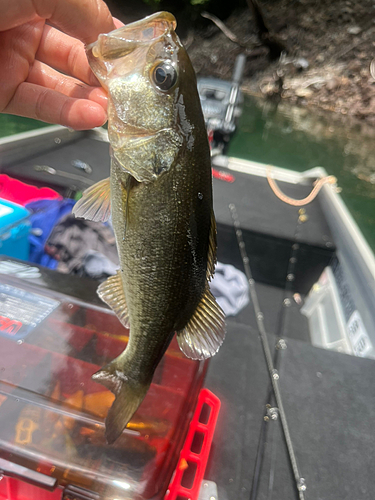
198;479;218;500
71;159;93;174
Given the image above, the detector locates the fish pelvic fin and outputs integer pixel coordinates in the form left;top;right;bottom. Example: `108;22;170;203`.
177;286;226;360
72;178;111;222
97;271;130;328
92;360;150;444
207;209;217;281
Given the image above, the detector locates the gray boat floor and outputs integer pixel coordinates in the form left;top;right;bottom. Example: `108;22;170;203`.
206;310;375;500
210;167;373;499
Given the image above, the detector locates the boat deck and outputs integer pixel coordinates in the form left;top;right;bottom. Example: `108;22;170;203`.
1;129;374;500
207;313;375;500
210;168;374;499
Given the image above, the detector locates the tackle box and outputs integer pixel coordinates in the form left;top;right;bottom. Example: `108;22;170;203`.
0;263;216;500
0;200;30;261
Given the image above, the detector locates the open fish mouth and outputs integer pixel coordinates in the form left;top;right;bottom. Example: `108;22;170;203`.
87;12;176;61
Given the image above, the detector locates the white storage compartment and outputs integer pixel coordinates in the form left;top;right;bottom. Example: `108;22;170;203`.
301;266;374;358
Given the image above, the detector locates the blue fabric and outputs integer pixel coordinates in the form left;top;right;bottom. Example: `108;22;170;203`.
25;198;76;269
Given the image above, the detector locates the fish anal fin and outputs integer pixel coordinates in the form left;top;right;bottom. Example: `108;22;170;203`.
207;210;217;281
92;360;149;444
177;286;225;360
97;271;130;328
72;178;111;222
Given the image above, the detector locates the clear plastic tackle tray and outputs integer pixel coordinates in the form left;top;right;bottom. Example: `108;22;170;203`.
0;274;207;500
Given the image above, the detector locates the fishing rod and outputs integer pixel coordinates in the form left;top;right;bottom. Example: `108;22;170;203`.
249;228;301;500
229;203;306;500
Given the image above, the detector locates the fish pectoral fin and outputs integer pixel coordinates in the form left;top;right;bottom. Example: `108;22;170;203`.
207;209;217;281
177;286;226;360
97;271;130;328
72;178;111;222
92;360;150;444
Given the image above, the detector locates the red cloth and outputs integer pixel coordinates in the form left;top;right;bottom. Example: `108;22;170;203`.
0;175;62;205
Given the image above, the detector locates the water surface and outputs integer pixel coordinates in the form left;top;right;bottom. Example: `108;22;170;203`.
0;114;48;139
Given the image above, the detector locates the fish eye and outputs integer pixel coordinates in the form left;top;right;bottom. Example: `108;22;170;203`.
152;62;177;92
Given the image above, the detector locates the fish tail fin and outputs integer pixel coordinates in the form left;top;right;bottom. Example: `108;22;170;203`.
92;358;150;445
105;380;149;445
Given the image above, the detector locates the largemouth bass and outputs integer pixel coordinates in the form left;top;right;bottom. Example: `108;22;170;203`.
73;11;225;444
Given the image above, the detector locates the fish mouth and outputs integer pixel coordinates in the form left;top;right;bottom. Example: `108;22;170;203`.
88;12;176;61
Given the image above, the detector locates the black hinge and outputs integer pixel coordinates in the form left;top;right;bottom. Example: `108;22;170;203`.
0;458;57;491
63;484;101;500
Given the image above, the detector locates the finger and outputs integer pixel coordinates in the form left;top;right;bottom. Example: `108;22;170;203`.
4;82;107;130
0;19;45;113
28;60;107;109
0;1;40;31
48;0;116;44
36;25;98;86
0;0;115;44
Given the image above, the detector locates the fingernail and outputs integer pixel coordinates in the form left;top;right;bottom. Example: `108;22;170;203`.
90;88;108;108
113;17;125;28
88;104;107;127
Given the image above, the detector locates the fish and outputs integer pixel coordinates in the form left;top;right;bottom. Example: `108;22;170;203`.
73;11;225;444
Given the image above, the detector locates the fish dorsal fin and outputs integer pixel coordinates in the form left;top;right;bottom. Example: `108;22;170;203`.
177;286;225;360
72;178;111;222
207;209;217;281
97;270;130;329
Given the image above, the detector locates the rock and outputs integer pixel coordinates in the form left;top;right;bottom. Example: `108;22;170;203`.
347;26;361;35
326;77;339;90
341;77;350;86
367;97;375;113
294;57;309;70
295;87;313;97
347;59;362;71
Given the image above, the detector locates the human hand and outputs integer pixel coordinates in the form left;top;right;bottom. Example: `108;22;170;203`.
0;0;121;130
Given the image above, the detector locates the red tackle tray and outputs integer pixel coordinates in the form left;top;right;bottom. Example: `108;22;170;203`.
0;274;214;500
